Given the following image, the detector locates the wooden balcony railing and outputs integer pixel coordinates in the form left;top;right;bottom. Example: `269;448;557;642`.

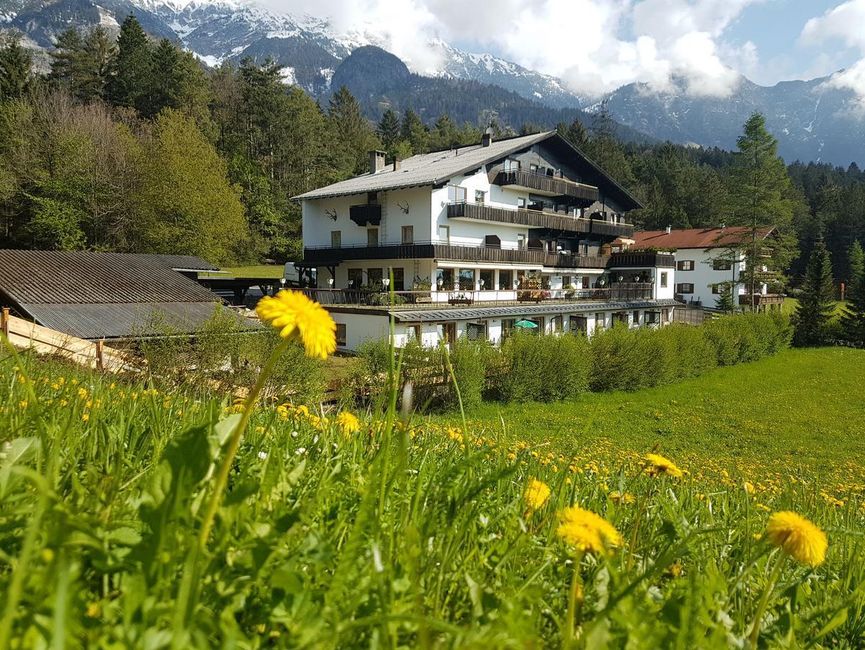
609;251;676;268
447;201;591;233
493;170;599;202
296;283;655;308
303;241;612;269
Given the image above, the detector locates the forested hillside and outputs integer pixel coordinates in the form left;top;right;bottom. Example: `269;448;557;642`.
0;17;862;285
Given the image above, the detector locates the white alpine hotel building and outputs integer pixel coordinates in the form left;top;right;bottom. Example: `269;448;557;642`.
295;131;679;350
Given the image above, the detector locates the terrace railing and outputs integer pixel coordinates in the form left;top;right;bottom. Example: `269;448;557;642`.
493;170;600;202
297;282;654;308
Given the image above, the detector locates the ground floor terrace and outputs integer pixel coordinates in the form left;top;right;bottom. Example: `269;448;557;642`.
317;298;679;351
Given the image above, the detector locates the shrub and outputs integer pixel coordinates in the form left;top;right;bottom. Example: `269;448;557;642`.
501;332;590;402
442;337;490;411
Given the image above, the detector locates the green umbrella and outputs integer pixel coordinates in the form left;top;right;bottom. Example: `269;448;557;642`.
514;319;538;329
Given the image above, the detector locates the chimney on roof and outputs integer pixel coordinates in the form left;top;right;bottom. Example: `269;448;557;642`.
665;225;671;235
369;150;387;174
481;128;493;147
393;158;401;171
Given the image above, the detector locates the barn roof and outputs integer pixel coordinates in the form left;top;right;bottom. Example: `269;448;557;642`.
0;250;229;339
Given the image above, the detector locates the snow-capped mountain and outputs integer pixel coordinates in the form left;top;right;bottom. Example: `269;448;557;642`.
3;0;865;164
594;75;865;166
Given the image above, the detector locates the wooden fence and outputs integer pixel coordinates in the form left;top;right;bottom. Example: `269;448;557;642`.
1;308;140;373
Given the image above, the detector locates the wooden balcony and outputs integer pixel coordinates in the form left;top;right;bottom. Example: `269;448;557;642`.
609;251;675;268
296;283;655;309
303;241;611;269
589;218;634;238
493;170;599;202
349;203;382;227
447;201;591;234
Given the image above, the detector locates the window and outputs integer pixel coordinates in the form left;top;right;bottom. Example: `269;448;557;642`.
517;234;526;250
662;308;670;324
475;190;485;204
498;269;513;290
501;318;516;339
504;158;520;172
479;269;494;291
409;324;421;340
438;225;450;243
550;315;563;332
466;322;486;341
367;268;383;286
676;283;695;294
582;276;591;289
447;185;467;203
367;228;379;246
660;272;668;288
633;310;640;324
348;268;363;288
330;230;341;248
458;268;475;290
336;323;347;346
562;275;572;290
517;197;527;209
676;260;694;271
645;311;659;324
711;284;721;295
529;163;538;173
401;225;413;244
713;258;733;271
595;313;605;330
570;315;588;333
437;268;454;290
391;267;405;291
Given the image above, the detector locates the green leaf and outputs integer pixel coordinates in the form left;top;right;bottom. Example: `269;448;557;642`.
214;413;241;447
0;437;40;494
815;607;847;640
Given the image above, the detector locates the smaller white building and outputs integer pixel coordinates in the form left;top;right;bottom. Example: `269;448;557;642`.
620;227;781;311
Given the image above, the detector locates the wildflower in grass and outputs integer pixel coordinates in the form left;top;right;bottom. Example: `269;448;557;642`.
256;290;336;359
608;490;636;505
556;506;621;555
336;411;361;436
524;478;551;513
744;481;755;494
644;453;683;478
765;511;827;567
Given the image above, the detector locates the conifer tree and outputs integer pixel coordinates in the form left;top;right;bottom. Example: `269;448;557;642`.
327;85;378;176
148;39;210;124
729;112;796;306
400;108;427;154
793;237;836;346
50;27;115;100
0;36;33;100
376;108;400;157
840;240;865;346
107;16;152;113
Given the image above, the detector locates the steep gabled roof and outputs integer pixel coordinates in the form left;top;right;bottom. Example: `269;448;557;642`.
629;226;776;250
294;131;643;210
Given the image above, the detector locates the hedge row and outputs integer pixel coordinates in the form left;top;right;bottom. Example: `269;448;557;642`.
349;311;793;411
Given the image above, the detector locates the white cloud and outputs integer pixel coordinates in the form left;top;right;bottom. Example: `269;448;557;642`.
255;0;763;97
800;0;865;105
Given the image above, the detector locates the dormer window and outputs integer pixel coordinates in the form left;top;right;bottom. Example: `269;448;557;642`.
475;190;485;204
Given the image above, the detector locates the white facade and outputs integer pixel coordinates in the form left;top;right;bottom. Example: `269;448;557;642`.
671;247;765;309
298;134;678;351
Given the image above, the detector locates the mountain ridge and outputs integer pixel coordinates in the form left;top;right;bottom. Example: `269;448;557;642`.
2;0;865;165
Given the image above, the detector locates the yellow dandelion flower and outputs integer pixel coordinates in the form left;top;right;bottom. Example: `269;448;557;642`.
744;481;755;494
764;511;827;567
609;491;636;505
256;290;337;359
524;478;551;512
336;411;361;436
644;453;683;478
556;506;622;555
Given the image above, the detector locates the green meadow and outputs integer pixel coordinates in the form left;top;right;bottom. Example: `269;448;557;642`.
1;346;864;647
